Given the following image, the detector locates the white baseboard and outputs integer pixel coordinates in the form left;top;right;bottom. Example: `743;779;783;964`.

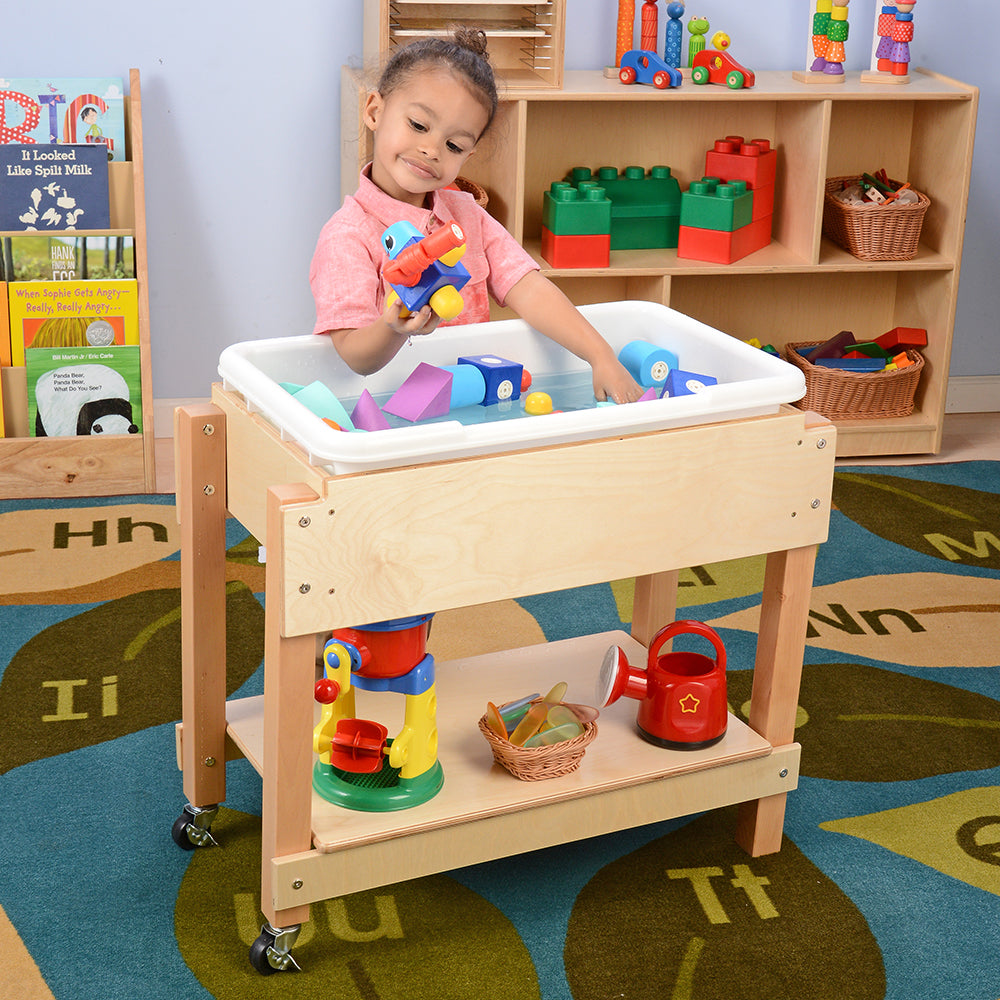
946;376;1000;413
153;378;999;438
154;397;211;436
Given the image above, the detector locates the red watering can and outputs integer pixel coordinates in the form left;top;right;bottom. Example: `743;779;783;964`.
599;620;728;749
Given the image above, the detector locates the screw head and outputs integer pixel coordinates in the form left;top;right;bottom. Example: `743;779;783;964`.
779;768;788;778
203;484;216;495
292;879;303;890
202;423;215;436
299;583;311;594
811;498;821;509
204;756;217;767
816;438;827;450
299;516;311;527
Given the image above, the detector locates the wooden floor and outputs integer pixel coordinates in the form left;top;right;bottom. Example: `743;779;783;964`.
153;410;1000;495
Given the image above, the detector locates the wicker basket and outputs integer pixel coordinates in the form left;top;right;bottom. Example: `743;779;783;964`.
478;715;598;781
822;176;930;261
785;342;924;420
453;175;488;207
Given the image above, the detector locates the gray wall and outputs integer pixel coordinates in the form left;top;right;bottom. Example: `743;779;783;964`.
2;1;995;402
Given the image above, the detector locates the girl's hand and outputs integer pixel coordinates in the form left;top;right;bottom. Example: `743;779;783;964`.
384;298;442;338
592;358;645;404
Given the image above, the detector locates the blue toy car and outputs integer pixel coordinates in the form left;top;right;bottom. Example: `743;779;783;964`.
618;50;683;90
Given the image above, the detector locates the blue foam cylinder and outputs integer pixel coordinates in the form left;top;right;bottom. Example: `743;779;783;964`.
442;363;487;408
618;340;679;387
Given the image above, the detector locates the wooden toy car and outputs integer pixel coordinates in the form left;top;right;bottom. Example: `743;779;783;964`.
619;50;683;90
691;49;755;89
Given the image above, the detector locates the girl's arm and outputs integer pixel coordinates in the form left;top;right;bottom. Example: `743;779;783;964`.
503;270;644;403
328;300;440;376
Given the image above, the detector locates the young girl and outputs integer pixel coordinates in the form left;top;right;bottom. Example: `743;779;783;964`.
310;28;644;404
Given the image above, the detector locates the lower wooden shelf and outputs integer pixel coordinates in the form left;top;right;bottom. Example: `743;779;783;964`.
221;630;797;906
0;432;151;496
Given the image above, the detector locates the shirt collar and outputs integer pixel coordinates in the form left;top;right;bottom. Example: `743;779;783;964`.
355;163;450;233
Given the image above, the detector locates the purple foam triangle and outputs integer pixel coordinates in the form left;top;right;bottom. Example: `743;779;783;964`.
383;363;453;422
350;388;391;431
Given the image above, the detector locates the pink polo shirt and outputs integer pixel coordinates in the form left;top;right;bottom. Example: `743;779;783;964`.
310;166;539;334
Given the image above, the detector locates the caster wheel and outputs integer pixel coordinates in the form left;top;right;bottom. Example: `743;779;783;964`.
249;931;281;976
171;814;197;850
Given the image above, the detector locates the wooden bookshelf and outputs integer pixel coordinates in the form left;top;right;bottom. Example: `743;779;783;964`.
364;0;565;89
342;66;978;457
0;68;156;497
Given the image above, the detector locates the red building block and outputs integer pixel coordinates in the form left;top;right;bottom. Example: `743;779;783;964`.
541;227;610;268
704;136;777;191
876;326;928;351
676;215;772;264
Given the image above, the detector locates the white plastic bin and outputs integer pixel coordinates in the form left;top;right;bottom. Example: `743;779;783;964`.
218;301;805;475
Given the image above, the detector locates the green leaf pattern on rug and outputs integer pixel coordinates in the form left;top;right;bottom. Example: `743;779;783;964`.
726;663;1000;781
0;583;263;774
820;787;1000;898
833;472;1000;569
174;807;540;999
564;809;885;1000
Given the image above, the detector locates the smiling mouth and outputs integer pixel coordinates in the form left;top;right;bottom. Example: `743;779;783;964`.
402;157;437;181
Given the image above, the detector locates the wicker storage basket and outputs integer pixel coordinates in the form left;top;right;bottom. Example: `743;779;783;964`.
478;715;598;781
453;175;488;206
822;176;930;261
785;342;924;420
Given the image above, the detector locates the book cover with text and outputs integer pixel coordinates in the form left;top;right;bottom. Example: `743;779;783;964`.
2;234;134;281
26;343;142;437
7;279;138;367
0;78;126;160
0;281;10;367
0;143;110;230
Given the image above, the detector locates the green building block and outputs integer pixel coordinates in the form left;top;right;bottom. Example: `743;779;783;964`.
542;181;612;236
566;165;681;249
679;177;754;232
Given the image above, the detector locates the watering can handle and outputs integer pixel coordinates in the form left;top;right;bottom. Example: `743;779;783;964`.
647;620;726;670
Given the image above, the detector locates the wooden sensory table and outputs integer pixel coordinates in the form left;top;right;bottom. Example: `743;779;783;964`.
174;386;835;972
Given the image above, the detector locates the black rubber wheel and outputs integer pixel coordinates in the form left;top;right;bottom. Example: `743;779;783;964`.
249;931;281;975
171;813;197;850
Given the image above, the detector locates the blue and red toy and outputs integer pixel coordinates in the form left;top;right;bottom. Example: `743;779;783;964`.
381;219;471;321
618;49;683;89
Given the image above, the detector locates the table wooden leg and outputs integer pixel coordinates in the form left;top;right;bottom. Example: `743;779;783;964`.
260;483;319;929
177;404;229;808
631;570;680;647
735;543;817;855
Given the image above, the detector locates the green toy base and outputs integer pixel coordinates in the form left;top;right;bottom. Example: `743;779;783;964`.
312;750;444;812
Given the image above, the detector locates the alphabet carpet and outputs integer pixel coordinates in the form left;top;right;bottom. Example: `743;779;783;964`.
1;462;998;999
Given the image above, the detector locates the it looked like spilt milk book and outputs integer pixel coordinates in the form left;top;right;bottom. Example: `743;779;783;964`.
0;78;126;160
0;143;110;230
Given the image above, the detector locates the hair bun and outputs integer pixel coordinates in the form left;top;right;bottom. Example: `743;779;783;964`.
453;26;490;60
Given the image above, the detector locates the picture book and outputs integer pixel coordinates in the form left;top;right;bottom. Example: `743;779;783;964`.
0;143;110;230
7;279;138;367
26;343;142;437
2;234;134;281
0;78;126;161
0;281;9;366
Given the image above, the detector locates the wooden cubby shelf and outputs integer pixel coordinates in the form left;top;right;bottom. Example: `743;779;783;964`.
364;0;566;89
0;68;155;497
343;65;978;457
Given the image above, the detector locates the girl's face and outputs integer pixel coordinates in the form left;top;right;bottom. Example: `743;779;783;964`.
364;67;490;208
